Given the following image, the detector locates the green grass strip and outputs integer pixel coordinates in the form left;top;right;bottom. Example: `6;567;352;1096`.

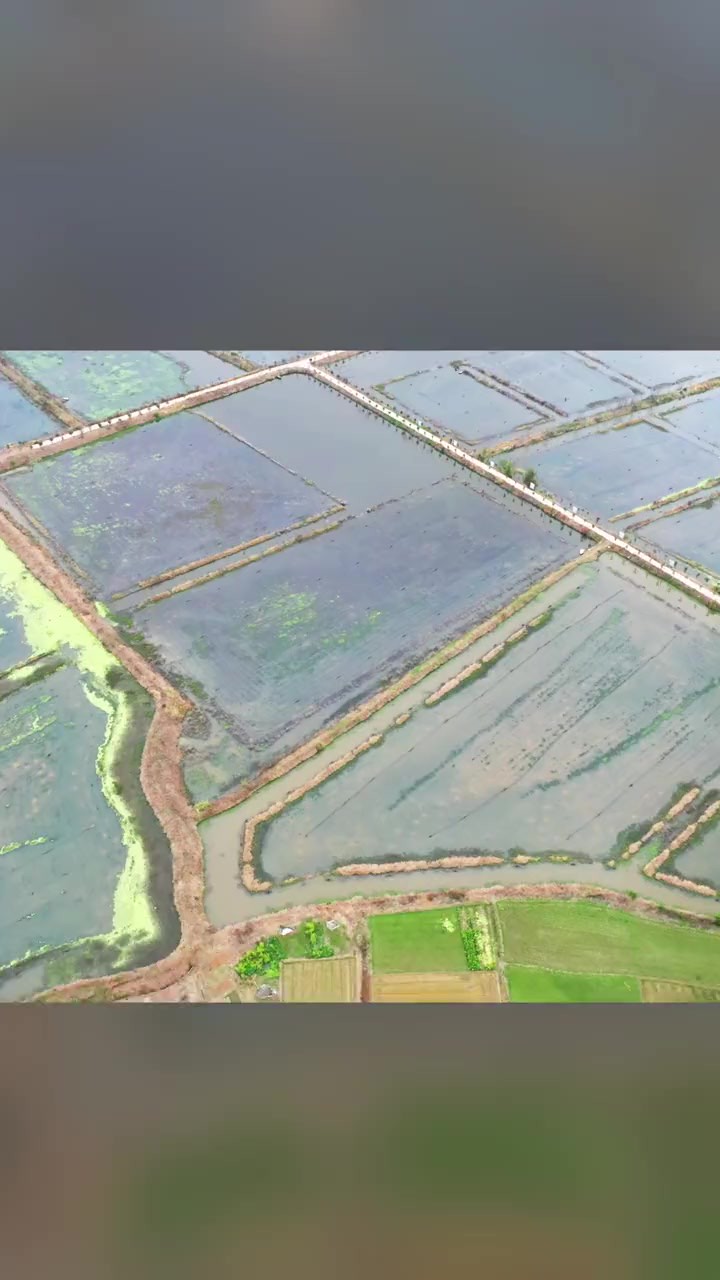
498;900;720;987
506;965;642;1003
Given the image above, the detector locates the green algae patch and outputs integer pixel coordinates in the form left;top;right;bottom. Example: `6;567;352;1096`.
0;539;115;680
0;539;176;988
84;682;157;944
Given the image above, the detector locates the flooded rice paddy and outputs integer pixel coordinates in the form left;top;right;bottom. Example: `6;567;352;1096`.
590;351;720;390
0;374;57;448
442;351;639;416
2;351;238;422
198;375;466;513
249;556;720;882
661;390;720;454
4;412;333;598
634;495;720;579
0;540;179;998
131;477;578;800
509;418;719;519
334;350;647;432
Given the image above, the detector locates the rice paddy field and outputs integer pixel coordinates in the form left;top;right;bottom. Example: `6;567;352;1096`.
256;556;720;884
589;351;720;390
499;900;720;997
0;539;178;998
2;350;239;422
199;374;464;514
454;351;639;415
507;418;719;520
634;494;720;579
4;412;334;598
129;477;576;799
659;388;720;452
331;350;553;445
0;373;57;448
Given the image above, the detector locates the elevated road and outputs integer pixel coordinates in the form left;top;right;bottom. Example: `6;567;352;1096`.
313;365;720;614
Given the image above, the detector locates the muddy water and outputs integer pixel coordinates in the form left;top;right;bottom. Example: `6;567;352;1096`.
674;822;720;890
201;555;720;925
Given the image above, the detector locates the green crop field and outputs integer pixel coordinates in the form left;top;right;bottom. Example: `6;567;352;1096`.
368;906;471;972
369;907;469;973
498;900;720;988
506;966;642;1003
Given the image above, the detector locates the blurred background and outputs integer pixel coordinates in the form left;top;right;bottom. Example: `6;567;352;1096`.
2;1007;718;1278
3;1;720;345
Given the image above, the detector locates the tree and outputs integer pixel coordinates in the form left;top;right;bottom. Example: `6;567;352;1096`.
498;459;514;477
523;467;537;486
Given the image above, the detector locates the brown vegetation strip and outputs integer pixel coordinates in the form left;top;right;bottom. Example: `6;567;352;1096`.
200;546;601;823
208;351;257;372
425;612;550;706
654;872;717;897
138;516;346;609
241;734;384;892
336;854;505;877
643;797;720;880
114;505;344;598
0;508;210;996
627;486;720;533
0;354;84;434
610;476;720;524
621;787;701;861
